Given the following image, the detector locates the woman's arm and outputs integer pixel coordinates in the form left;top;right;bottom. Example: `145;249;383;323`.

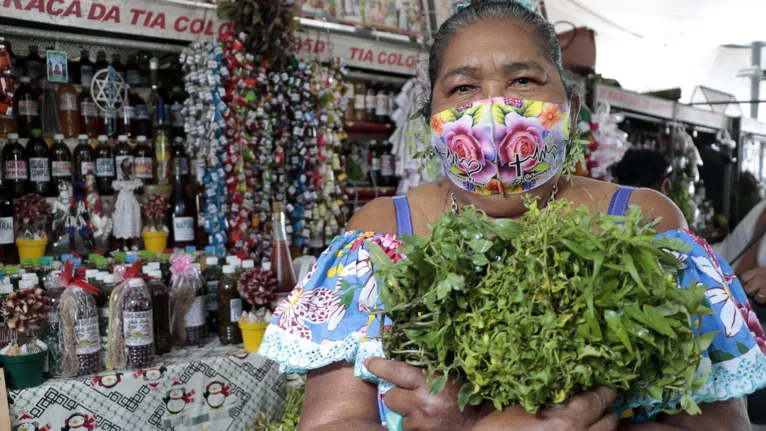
298;362;386;431
617;398;750;431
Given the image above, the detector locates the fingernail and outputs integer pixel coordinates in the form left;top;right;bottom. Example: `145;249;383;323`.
363;358;370;368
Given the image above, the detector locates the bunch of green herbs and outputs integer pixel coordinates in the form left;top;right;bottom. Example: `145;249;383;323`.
253;386;305;431
368;199;714;414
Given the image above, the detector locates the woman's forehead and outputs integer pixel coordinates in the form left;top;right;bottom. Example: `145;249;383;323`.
438;19;549;77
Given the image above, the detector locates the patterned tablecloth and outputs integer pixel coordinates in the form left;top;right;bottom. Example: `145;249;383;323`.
8;340;286;431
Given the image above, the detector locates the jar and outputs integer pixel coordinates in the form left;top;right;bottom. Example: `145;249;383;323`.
122;278;155;369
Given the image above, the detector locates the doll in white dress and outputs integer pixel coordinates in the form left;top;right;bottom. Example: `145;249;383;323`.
112;158;143;250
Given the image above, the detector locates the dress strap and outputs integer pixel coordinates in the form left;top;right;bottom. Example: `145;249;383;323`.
608;186;636;216
393;195;414;237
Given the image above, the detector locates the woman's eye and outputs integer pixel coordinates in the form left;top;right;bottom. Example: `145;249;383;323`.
451;85;474;95
511;77;535;86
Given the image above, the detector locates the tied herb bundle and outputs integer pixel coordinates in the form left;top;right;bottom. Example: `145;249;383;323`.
253;386;305;431
369;199;715;415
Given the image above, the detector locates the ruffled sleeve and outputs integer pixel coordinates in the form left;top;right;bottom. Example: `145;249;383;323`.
618;229;766;421
258;231;403;382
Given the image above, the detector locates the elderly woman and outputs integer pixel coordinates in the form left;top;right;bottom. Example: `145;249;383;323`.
260;1;765;430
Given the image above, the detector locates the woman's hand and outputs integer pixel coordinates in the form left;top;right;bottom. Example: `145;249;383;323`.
471;386;618;431
366;358;491;431
741;267;766;304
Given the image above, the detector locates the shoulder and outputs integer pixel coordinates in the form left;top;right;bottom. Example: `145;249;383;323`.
629;187;688;231
346;197;397;235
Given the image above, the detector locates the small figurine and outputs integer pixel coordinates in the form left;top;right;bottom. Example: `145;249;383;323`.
86;174;113;250
71;178;98;254
112;159;143;250
52;180;72;236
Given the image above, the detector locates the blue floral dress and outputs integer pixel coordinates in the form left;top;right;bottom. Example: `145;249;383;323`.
259;229;766;428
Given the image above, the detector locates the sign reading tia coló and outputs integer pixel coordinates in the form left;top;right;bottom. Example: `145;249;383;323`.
1;0;233;42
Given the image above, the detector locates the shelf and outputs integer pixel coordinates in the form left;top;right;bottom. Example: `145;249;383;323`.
344;122;394;136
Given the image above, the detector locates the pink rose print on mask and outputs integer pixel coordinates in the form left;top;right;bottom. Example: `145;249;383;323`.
438;115;497;185
495;112;546;183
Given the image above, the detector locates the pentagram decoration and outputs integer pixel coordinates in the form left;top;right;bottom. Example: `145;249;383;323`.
90;66;127;113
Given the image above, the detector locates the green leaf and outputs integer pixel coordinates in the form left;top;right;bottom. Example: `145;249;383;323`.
429;375;448;395
697;331;718;351
604;310;633;354
642;305;677;339
737;341;750;355
366;241;393;270
469;239;493;254
472;254;490;267
708;349;736;362
492;219;520;240
436;273;465;299
621;253;646;292
458;382;475;411
561;239;596;261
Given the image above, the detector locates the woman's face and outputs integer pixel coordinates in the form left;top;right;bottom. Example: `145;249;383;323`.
431;19;567;116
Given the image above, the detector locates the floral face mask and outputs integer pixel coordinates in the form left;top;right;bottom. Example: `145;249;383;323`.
430;97;571;195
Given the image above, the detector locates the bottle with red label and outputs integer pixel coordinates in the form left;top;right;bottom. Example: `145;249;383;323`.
133;135;153;185
73;134;95;182
14;77;40;138
51;133;73;187
95;135;115;195
26;129;52;197
3;133;28;198
78;73;100;139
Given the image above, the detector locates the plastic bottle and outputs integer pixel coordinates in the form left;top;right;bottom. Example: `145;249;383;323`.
50;133;73;187
147;270;172;355
114;134;134;181
133;135;153;185
94;135;115;195
73;134;95;182
14;76;40;138
99;274;116;368
26;129;52;196
121;278;155;369
218;265;242;345
203;256;220;335
56;81;80;138
3;133;27;198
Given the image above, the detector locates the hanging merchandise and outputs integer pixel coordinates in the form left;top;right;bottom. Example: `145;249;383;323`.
180;42;228;252
217;0;298;66
389;79;441;194
587;102;630;181
49;260;101;377
670;127;703;226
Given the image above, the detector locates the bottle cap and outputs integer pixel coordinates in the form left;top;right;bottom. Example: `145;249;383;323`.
18;279;37;290
149;270;163;278
142;266;152;274
7;133;18;140
206;257;218;265
223;265;235;274
104;274;115;284
225;256;238;264
125;254;138;264
262;261;271;271
241;260;254;269
118;135;128;142
137;135;147;143
21;273;37;280
20;76;30;83
53;133;64;140
78;134;88;140
98;135;108;142
96;272;107;281
146;262;160;270
85;269;98;278
0;283;13;294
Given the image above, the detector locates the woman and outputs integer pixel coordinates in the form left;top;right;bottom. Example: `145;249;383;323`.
260;1;764;430
610;149;671;196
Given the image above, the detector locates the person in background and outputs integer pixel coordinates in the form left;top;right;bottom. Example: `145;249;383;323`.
610;148;671;195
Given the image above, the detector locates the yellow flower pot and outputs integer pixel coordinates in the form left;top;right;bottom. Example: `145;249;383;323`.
142;231;169;254
16;239;47;260
240;321;269;353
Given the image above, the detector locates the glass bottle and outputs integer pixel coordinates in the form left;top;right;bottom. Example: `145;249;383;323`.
73;134;95;182
353;80;366;122
117;86;136;139
154;125;171;185
27;129;52;196
218;265;242;345
99;274;117;368
133;135;153;185
365;85;377;123
170;86;186;139
78;72;100;139
95;135;115;195
126;54;142;89
121;278;154;369
77;49;93;87
182;272;206;347
375;85;389;124
100;106;118;139
64;286;101;376
271;202;297;301
171;136;189;185
51;133;73;187
114;134;134;181
203;256;220;335
147;270;172;355
3;133;27;198
0;69;15;138
24;45;43;81
57;81;80;138
0;177;16;265
111;53;125;81
131;87;151;138
43;282;63;377
169;157;195;249
14;77;40;138
380;140;395;188
148;58;170;128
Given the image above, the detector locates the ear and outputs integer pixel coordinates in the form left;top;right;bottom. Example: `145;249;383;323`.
568;93;582;134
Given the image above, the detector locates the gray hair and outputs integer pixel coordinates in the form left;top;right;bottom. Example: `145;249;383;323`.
423;0;578;116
